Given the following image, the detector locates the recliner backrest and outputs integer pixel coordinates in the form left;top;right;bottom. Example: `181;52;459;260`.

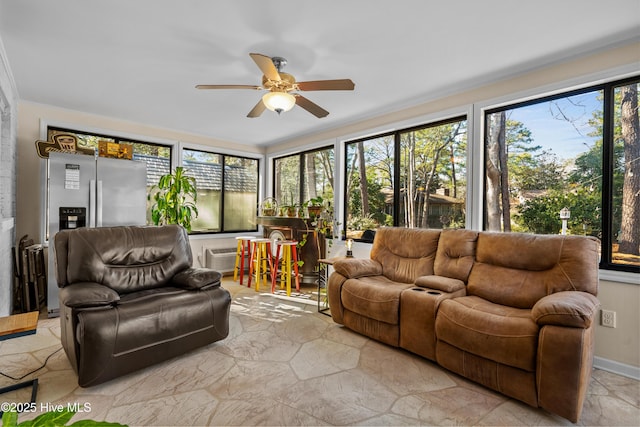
55;225;192;294
433;229;479;282
468;232;600;308
370;227;441;283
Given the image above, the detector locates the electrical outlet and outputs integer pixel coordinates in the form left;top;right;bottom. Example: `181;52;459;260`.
601;309;616;328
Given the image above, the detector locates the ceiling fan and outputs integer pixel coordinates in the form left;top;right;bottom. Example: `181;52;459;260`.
196;53;355;118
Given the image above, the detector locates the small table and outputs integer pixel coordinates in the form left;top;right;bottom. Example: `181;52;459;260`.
0;312;39;415
317;257;349;316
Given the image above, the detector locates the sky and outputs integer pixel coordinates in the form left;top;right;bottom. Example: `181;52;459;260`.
506;89;602;162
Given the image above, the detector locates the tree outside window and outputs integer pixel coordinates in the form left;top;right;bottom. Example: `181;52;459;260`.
484;78;639;271
345;117;467;240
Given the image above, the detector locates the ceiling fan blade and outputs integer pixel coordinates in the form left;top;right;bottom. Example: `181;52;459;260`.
296;79;355;91
249;53;281;81
247;99;266;118
295;95;329;118
196;84;262;90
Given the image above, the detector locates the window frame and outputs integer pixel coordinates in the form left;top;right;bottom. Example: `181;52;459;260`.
272;144;335;209
343;115;468;242
183;147;260;235
481;75;640;273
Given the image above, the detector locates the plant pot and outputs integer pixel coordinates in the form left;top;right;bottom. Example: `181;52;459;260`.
307;206;323;218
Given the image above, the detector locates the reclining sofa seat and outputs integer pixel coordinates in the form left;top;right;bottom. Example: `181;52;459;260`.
328;227;600;422
54;224;231;387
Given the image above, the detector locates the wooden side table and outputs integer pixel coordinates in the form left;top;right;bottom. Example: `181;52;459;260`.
0;312;39;415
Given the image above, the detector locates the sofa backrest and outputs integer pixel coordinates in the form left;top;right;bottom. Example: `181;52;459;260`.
433;229;479;282
467;232;600;308
55;225;192;294
370;227;441;283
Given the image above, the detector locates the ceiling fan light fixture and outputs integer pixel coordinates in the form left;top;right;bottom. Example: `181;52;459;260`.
262;91;296;114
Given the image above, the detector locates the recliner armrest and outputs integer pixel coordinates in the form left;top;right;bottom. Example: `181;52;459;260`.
173;267;222;290
59;282;120;308
532;291;599;328
415;275;466;293
333;258;382;279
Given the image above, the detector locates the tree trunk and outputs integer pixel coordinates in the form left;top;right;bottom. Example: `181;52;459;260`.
499;116;511;232
618;84;640;255
305;152;318;200
486;112;505;231
450;143;457;199
406;133;415;227
357;141;370;216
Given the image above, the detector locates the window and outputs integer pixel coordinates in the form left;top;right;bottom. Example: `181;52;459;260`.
483;76;639;271
345;117;468;240
45;127;171;239
183;149;258;233
273;146;334;215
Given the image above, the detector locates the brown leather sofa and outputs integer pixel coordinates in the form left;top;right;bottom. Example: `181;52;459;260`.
54;225;231;387
328;227;600;422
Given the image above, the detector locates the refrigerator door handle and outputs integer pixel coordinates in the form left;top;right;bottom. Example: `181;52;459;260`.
96;180;103;227
89;179;97;227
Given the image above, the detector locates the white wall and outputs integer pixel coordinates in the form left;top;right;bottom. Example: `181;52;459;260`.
0;36;18;316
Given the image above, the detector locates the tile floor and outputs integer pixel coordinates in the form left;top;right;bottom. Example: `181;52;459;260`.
1;279;639;426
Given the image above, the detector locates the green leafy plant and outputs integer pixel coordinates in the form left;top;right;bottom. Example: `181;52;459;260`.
303;196;324;218
148;166;198;232
2;409;126;427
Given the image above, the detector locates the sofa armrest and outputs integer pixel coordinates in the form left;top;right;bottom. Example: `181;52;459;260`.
59;282;120;308
333;258;382;279
173;267;222;290
415;275;466;293
532;291;600;328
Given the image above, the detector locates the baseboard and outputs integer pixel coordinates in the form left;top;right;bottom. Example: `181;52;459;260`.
593;356;640;380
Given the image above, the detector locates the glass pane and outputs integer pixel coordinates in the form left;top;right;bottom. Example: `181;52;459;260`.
484;90;603;239
124;140;171;225
612;82;640;267
183;149;222;232
399;119;467;229
274;154;300;212
345;135;394;240
223;156;259;231
302;148;334;210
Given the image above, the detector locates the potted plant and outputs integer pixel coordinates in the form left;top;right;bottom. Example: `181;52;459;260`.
260;197;278;216
281;203;298;217
304;196;324;219
148;166;198;232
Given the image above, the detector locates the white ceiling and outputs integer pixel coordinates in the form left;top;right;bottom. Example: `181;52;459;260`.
1;0;639;148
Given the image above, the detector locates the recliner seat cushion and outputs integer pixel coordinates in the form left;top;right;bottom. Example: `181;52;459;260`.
77;287;221;356
436;296;539;372
341;276;413;324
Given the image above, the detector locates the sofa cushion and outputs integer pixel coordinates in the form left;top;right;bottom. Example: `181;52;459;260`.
468;233;600;308
435;296;539;372
433;229;478;281
341;276;414;324
370;227;440;283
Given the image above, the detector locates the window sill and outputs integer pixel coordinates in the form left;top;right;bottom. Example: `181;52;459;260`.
599;269;639;284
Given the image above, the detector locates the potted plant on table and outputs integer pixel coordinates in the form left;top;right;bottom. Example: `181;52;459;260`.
148;166;198;232
303;196;324;219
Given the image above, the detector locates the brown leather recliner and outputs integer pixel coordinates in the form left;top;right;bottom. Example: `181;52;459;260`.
54;225;231;387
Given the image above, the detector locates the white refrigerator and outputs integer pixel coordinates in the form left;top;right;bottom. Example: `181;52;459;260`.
47;152;148;317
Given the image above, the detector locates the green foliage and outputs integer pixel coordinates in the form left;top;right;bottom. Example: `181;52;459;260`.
148;166;198;232
516;187;601;237
2;409;127;427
